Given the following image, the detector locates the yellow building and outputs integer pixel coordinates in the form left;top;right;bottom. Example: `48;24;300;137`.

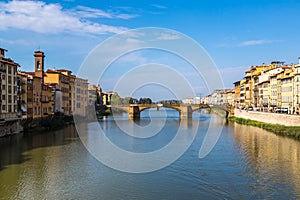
55;69;75;115
239;80;246;107
44;69;71;115
280;68;294;113
233;81;241;107
244;70;252;107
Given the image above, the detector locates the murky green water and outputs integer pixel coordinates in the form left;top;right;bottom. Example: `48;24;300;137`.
0;110;300;199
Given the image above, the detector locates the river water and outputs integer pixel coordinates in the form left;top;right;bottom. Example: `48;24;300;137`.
0;110;300;199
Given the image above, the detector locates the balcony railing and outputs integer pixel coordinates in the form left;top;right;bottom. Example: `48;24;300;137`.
0;112;18;120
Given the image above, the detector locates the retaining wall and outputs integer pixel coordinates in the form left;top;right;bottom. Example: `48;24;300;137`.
234;109;300;126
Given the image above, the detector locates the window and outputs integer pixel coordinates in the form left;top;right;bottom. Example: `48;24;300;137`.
2;85;5;90
8;76;11;84
2;105;5;110
8;95;11;103
8;86;11;94
2;95;5;100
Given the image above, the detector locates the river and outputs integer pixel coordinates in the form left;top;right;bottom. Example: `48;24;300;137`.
0;109;300;199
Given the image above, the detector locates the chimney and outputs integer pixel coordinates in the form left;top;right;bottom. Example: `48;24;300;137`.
298;57;300;64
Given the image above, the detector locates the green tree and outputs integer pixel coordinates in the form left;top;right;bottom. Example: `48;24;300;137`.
110;93;122;105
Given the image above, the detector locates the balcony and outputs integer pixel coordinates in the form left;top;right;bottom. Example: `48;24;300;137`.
0;112;18;121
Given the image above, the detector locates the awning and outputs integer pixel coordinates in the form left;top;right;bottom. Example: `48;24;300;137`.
21;105;27;112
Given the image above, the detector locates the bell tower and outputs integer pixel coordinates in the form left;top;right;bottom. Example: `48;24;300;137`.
34;50;45;81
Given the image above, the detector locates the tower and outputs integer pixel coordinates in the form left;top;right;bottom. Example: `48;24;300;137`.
34;50;45;82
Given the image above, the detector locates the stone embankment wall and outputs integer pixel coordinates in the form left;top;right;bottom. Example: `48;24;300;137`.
234;109;300;126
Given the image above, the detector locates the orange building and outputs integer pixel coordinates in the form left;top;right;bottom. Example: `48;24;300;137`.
44;69;71;115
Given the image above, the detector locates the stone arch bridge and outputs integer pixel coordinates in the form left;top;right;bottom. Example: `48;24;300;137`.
107;104;214;119
107;104;234;119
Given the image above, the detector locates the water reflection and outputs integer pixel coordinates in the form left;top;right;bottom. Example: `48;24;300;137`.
231;123;300;197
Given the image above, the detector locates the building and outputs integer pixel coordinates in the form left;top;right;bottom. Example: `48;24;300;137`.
88;84;103;106
20;51;54;119
17;71;29;119
293;59;300;114
280;68;294;113
226;89;235;106
239;80;246;107
202;89;233;106
74;77;88;116
102;92;116;105
182;97;194;104
0;48;21;135
233;81;241;107
44;69;71;115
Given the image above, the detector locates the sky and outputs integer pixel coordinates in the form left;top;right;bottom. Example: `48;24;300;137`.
1;0;300;100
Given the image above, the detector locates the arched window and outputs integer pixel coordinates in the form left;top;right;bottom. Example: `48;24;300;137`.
37;61;40;70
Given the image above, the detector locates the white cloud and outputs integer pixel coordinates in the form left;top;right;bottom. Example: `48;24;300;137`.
157;32;181;40
72;6;113;18
239;40;272;46
0;0;131;35
0;38;31;46
73;5;138;19
151;4;167;9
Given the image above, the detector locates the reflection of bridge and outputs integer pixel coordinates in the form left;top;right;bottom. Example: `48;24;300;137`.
107;104;210;119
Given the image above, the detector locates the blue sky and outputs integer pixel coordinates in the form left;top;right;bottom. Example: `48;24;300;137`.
1;0;300;99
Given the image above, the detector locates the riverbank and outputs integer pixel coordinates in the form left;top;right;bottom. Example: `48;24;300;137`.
234;108;300;126
229;116;300;140
0;114;75;138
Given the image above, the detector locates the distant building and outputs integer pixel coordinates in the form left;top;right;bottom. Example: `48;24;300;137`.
182;97;194;104
88;84;102;106
201;89;234;106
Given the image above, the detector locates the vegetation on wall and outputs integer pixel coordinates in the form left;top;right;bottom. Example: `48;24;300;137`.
229;116;300;140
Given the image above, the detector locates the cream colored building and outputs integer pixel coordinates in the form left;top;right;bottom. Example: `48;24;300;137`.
280;69;294;113
294;59;300;114
0;48;21;135
0;48;19;120
73;77;88;116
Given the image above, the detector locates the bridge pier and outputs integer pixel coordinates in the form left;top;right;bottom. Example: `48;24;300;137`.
128;106;140;119
180;106;192;119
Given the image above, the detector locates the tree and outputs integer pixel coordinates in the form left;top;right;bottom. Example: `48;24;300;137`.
138;98;152;104
110;93;122;105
